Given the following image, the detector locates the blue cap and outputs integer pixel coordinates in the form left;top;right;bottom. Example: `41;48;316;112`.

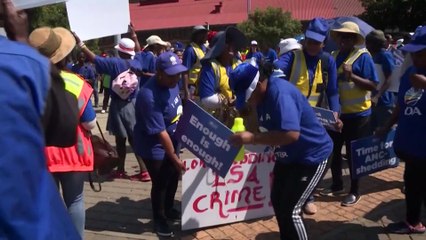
305;18;329;43
173;41;184;52
156;52;188;75
229;62;260;110
401;26;426;53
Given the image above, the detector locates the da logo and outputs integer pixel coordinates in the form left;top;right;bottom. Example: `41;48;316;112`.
404;87;424;106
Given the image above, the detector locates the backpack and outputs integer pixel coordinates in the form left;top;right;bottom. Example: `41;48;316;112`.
111;62;138;100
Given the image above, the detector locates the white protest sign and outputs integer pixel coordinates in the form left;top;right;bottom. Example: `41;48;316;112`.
374;63;401;93
66;0;130;41
12;0;67;9
181;149;276;230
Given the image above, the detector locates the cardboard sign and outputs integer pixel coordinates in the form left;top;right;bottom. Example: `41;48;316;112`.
175;100;240;178
374;63;402;93
181;149;275;230
12;0;67;9
66;0;130;41
351;130;399;179
312;107;338;131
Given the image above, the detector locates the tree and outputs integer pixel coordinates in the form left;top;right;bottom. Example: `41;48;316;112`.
359;0;425;32
27;3;100;54
237;7;302;48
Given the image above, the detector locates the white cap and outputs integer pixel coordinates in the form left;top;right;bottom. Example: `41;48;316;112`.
250;40;258;45
114;38;136;56
144;35;168;49
278;38;302;56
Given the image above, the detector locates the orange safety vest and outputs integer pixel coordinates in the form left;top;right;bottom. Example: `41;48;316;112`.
45;71;94;172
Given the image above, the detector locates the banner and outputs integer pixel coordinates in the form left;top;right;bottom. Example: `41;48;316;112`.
12;0;67;9
175;100;241;178
351;130;399;179
312;107;338;131
66;0;130;41
181;149;275;230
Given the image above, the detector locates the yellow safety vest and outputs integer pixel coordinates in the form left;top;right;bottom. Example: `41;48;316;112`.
188;43;205;85
289;49;323;107
332;48;372;114
210;59;240;101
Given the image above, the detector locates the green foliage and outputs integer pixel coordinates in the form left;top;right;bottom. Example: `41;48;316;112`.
359;0;425;32
27;3;100;54
237;7;302;48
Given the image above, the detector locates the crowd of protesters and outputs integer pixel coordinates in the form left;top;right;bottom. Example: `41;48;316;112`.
1;0;426;239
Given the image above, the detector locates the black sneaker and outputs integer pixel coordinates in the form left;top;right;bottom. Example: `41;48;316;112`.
165;208;181;221
154;221;174;237
341;194;361;207
319;186;345;196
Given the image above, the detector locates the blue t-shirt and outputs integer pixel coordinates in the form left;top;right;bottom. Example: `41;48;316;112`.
94;56;142;100
257;76;333;165
198;61;233;99
134;77;183;160
335;51;379;119
274;50;340;112
135;51;156;86
262;48;278;64
182;44;207;70
71;63;96;82
372;49;395;107
0;37;80;239
246;51;263;65
81;100;96;122
394;67;426;160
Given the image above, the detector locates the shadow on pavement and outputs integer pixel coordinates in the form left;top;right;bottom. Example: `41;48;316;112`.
255;231;280;239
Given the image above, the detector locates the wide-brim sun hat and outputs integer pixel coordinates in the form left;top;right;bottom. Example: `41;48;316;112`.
115;38;136;56
330;21;365;45
278;38;302;56
29;27;76;64
202;26;248;62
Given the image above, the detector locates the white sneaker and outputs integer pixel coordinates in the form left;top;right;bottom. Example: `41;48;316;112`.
101;110;106;114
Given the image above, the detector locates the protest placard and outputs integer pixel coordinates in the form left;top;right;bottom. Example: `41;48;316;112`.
175;100;241;178
375;64;401;93
312;107;338;131
351;130;399;179
181;150;275;230
12;0;66;9
66;0;130;41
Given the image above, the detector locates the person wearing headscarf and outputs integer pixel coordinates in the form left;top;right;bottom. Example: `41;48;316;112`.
0;1;80;238
320;21;379;207
379;26;426;234
74;26;152;181
134;52;187;237
198;26;247;126
229;61;333;240
182;25;208;100
29;26;96;237
366;30;396;130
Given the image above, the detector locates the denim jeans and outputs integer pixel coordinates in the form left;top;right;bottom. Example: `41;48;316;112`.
52;171;86;238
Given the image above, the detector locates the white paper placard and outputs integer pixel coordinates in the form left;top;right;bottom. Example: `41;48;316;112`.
181;148;275;230
374;63;401;93
66;0;130;41
12;0;67;10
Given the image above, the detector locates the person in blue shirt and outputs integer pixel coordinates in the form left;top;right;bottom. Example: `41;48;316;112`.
136;35;168;87
320;21;379;207
366;30;396;130
134;52;187;237
260;44;278;63
229;61;333;240
274;17;342;215
246;40;263;65
74;31;152;182
182;25;208;100
379;26;426;235
0;1;80;239
72;51;99;107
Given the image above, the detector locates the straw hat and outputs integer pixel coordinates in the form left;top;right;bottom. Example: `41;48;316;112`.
29;27;76;64
330;21;365;45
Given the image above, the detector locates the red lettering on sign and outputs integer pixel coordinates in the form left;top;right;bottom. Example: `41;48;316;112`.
227;165;243;184
212;175;226;187
247;166;260;184
253;186;265;201
193;195;208;213
210;192;229;218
